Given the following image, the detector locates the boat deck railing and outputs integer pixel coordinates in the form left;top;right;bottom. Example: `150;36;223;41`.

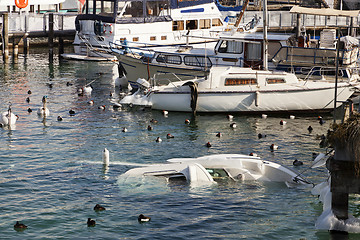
302;66;360;83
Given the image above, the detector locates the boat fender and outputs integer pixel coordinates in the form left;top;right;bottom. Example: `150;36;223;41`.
182;81;198;114
136;78;150;89
15;0;28;8
255;91;260;107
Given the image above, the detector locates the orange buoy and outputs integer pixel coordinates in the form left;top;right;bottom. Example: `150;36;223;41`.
15;0;28;9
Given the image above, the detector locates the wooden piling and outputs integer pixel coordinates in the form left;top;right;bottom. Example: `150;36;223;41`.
2;13;9;63
48;13;54;63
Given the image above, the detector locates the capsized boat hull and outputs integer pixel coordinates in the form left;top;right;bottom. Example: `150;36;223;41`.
122;154;311;186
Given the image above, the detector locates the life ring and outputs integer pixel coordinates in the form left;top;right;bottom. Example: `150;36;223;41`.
15;0;28;9
103;23;113;34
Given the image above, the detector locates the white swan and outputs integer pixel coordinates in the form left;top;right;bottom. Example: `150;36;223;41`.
83;85;93;95
37;96;50;117
1;105;17;126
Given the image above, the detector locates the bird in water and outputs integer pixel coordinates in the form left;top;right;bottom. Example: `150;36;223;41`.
57;116;63;121
27;90;32;94
27;108;32;113
230;123;237;129
293;159;304;166
150;119;158;124
166;133;174;139
26;97;30;103
307;126;313;133
227;114;234;121
1;104;17;126
206;142;212;148
147;125;153;131
270;144;279;151
37;96;50;117
258;133;266;139
122;127;128;132
280;120;287;125
216;132;221;137
87;218;96;227
249;152;258;157
163;110;168;117
69;109;76;116
14;221;27;230
94;204;106;211
185;119;190;124
155;137;162;142
318;116;325;125
138;214;151;223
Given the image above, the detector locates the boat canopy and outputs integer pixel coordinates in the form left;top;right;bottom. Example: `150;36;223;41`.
290;6;360;18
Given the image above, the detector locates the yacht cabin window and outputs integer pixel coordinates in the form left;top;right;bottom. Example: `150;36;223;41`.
200;19;211;29
246;43;262;60
225;78;257;85
218;41;243;54
212;18;223;27
266;78;285;84
156;54;182;65
173;21;185;31
186;20;198;30
184;56;212;67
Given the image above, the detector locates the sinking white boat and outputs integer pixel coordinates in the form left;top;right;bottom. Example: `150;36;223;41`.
122;154;312;186
120;66;359;113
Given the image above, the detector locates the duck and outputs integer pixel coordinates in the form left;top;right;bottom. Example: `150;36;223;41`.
66;82;73;86
122;127;128;132
69;109;76;116
249;152;258;157
150;119;158;124
14;221;27;229
227;114;234;121
88;100;94;105
261;114;267;119
147;125;153;131
163;110;168;116
98;105;106;110
258;133;266;139
289;115;295;119
319;117;325;125
138;214;151;223
166;133;174;139
185;119;190;124
27;108;32;113
280;120;286;125
27;90;32;94
216;132;221;137
307;126;313;133
37;96;50;117
206;142;212;148
155;137;162;142
270;144;279;151
293;159;304;166
94;204;106;211
26;97;30;103
1;105;17;126
57;116;63;121
230;123;237;129
87;218;96;227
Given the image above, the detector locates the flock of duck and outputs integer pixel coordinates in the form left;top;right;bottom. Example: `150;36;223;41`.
2;81;328;231
14;203;151;231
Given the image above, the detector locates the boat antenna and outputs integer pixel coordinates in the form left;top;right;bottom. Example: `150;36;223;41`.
333;27;341;123
262;0;268;71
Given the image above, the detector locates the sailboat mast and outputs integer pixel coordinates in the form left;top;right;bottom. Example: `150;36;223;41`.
263;0;268;70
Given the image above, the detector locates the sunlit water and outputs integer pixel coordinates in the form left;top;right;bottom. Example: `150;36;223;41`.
0;48;358;239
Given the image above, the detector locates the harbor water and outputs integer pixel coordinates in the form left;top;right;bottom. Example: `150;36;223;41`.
0;48;359;239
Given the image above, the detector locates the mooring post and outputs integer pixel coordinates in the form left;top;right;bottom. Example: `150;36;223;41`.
296;14;301;39
2;13;9;63
48;13;54;63
13;39;19;63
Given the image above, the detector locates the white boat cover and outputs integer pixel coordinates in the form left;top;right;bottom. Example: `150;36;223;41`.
290;6;360;18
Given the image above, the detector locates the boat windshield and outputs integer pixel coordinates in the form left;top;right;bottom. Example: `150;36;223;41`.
118;0;170;18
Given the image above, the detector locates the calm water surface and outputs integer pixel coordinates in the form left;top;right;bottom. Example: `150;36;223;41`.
0;49;357;239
